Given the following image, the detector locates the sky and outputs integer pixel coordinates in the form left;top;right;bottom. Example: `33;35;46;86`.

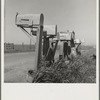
4;0;96;45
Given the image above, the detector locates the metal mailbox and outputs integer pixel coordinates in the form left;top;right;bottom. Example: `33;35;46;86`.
59;32;71;40
74;39;81;44
59;31;75;41
43;25;57;36
15;13;44;28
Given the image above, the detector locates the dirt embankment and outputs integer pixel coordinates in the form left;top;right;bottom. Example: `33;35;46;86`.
30;49;96;83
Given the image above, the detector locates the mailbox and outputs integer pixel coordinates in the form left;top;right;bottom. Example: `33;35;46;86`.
74;39;81;44
59;31;75;41
59;32;72;40
43;25;57;36
15;13;44;28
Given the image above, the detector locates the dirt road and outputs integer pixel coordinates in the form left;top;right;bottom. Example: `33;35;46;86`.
4;48;96;83
4;52;35;83
4;50;59;83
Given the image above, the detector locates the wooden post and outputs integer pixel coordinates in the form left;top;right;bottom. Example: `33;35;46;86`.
29;39;32;50
15;13;44;71
43;36;50;56
34;26;43;70
53;33;59;56
59;41;64;60
53;40;58;56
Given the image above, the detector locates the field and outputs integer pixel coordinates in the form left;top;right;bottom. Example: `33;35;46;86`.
4;46;96;83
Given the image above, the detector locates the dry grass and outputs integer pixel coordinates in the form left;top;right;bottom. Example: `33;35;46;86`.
32;55;96;83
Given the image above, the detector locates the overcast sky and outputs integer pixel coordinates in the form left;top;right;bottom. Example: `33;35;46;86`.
4;0;96;45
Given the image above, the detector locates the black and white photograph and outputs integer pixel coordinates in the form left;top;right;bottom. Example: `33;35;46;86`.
4;0;97;83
